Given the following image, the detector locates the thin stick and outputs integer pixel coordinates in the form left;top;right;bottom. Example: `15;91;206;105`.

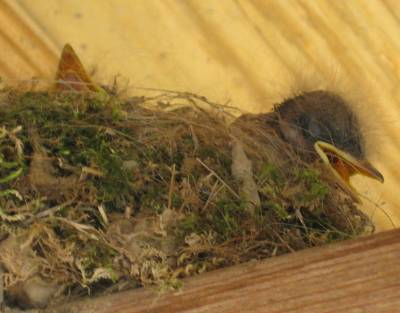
167;164;176;210
196;158;240;200
202;181;224;212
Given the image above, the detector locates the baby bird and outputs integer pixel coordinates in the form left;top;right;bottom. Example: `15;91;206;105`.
238;90;384;203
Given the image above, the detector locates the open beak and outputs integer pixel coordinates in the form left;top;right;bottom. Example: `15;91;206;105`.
314;141;384;203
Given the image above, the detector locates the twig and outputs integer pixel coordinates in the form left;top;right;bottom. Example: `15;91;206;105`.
202;181;224;212
189;124;199;151
23;200;74;226
167;164;176;210
196;158;240;200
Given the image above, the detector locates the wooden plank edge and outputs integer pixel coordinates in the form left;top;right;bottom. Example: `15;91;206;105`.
43;229;400;313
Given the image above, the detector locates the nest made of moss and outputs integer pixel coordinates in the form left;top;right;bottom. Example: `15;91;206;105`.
0;86;373;309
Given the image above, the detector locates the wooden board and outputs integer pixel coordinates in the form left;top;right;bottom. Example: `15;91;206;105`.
1;0;399;229
44;228;400;313
0;1;58;79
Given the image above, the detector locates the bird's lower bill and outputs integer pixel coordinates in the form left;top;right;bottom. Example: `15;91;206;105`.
314;141;384;203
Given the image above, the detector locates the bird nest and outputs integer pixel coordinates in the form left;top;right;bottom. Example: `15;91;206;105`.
0;86;373;309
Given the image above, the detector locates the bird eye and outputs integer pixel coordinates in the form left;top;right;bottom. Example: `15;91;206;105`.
297;114;309;129
308;118;322;138
298;114;321;139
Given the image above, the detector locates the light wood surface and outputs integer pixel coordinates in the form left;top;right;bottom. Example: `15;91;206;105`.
1;0;400;229
45;228;400;313
0;0;58;79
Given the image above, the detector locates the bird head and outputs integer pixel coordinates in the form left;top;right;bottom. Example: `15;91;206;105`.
275;90;384;203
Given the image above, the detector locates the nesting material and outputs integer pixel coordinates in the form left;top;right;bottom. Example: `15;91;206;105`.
0;45;373;309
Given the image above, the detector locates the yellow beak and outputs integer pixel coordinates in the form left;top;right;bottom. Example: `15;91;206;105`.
314;141;384;203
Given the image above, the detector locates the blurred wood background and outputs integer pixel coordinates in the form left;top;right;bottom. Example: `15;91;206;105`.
0;0;399;230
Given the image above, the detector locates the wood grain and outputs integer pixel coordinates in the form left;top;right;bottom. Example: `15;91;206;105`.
0;0;58;80
45;229;400;313
3;1;400;229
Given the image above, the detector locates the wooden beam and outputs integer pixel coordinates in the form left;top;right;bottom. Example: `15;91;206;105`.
46;229;400;313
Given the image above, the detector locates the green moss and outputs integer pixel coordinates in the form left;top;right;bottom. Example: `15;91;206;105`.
295;168;329;203
176;213;203;239
176;198;248;243
259;163;285;187
209;199;247;241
